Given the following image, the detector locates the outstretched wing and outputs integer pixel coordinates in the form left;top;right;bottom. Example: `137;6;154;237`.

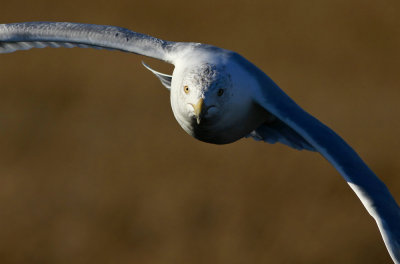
0;22;178;63
235;54;400;263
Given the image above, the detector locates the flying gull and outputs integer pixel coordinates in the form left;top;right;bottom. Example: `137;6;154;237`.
0;22;399;263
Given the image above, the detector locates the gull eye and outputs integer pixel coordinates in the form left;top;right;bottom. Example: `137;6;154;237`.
184;85;190;94
217;88;224;96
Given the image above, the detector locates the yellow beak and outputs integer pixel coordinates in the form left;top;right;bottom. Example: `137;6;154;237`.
193;98;204;124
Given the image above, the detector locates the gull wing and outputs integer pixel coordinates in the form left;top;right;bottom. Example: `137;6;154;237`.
0;22;180;63
236;54;400;263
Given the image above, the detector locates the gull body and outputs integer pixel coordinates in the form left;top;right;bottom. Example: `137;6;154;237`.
0;22;399;263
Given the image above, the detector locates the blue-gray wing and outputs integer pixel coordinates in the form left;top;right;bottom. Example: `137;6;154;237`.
0;22;178;62
238;54;400;263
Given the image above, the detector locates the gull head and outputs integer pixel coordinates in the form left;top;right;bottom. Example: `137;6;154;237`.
171;63;230;143
170;59;267;144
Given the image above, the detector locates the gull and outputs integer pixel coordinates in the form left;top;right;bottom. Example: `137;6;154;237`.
0;22;399;262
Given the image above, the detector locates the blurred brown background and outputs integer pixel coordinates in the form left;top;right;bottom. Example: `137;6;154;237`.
0;0;399;263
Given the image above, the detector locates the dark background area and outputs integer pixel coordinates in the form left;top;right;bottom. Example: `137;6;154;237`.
0;0;399;263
